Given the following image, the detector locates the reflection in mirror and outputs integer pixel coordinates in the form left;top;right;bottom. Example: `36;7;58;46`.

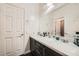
55;17;64;37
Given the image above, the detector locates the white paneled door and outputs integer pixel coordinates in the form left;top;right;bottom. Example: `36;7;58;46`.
0;4;25;56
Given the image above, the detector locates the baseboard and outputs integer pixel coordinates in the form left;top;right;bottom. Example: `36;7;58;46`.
20;50;31;56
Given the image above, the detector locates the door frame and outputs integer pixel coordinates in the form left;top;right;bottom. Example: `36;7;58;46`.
55;17;64;36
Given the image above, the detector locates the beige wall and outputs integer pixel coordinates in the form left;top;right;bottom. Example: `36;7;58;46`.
39;15;53;33
22;4;40;53
9;3;40;54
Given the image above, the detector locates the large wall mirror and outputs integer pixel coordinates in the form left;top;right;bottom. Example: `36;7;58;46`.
55;17;64;36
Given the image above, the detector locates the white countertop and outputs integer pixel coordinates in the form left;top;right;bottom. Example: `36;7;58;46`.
30;34;79;56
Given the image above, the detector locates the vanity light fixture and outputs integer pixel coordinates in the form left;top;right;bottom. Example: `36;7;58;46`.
46;3;54;8
44;3;55;14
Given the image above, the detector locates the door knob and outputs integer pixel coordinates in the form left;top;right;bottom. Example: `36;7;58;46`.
16;34;24;38
21;34;24;36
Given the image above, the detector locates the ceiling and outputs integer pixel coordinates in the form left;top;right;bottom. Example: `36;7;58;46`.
9;3;66;16
39;3;66;15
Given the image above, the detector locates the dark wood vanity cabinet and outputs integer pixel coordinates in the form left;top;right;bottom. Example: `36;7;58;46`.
30;37;62;56
30;37;45;56
45;47;62;56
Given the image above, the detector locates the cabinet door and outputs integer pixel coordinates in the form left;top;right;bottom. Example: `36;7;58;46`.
30;38;45;56
30;37;38;56
35;40;45;56
45;47;62;56
30;37;36;52
32;48;44;56
0;4;25;56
